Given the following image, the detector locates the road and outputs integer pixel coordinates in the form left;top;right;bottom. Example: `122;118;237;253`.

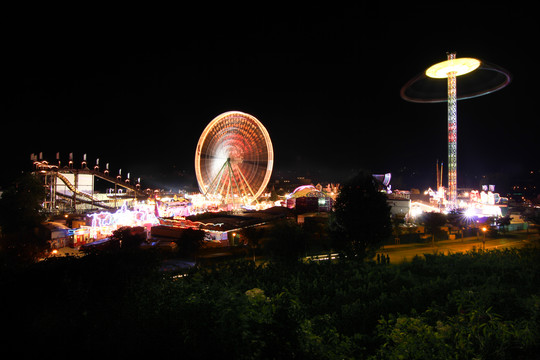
378;231;539;264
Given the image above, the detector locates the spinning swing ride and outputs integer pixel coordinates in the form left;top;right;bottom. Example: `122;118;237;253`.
401;53;511;210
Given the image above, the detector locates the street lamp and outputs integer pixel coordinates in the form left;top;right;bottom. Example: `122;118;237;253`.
481;227;487;251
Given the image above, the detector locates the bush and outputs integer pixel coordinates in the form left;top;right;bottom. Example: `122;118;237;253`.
1;247;539;358
374;302;538;360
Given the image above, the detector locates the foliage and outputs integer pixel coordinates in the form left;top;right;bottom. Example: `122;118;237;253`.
1;247;539;358
263;220;308;263
419;211;447;242
329;171;392;259
524;207;540;235
80;227;149;255
0;173;48;266
375;298;538;360
303;216;332;255
0;173;46;234
174;228;205;256
496;214;512;233
0;231;50;268
240;225;266;261
110;226;146;249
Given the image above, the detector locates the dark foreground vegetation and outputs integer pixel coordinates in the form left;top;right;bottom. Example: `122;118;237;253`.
1;247;539;359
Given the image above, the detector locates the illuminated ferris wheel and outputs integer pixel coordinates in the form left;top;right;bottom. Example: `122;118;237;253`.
195;111;274;205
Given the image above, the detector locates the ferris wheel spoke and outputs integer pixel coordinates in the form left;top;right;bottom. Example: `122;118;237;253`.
217;170;228;197
227;160;243;202
235;164;258;200
237;169;250;199
214;163;229;197
204;159;228;198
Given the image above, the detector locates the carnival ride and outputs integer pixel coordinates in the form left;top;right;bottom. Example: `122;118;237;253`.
33;159;148;213
195;111;274;207
55;172;101;202
401;53;511;210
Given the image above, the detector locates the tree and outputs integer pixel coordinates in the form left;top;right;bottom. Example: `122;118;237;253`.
419;212;447;245
302;216;331;254
110;226;146;250
263;220;307;263
175;228;205;256
496;215;511;234
523;208;540;236
0;173;48;265
391;214;406;244
0;173;46;234
329;171;392;260
269;187;279;202
240;225;266;262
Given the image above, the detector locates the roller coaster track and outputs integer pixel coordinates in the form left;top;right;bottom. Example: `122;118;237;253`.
56;168;147;196
55;191;114;209
85;169;144;195
34;159;150;211
53;168;147;210
38;166;148;209
55;172;111;208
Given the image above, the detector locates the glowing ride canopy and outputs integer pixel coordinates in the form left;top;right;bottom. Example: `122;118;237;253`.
425;57;481;78
195;111;274;204
400;58;511;103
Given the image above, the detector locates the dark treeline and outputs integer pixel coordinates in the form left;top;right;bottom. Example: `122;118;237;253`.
1;247;539;359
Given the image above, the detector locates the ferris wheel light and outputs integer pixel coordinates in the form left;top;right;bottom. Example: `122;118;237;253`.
195;111;274;205
425;57;481;78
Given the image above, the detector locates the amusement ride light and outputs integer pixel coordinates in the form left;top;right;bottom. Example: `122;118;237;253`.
425;57;481;78
401;53;511;210
195;111;274;206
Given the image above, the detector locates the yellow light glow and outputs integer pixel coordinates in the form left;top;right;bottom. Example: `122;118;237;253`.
426;58;481;78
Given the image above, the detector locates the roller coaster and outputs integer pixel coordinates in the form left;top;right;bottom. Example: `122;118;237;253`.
33;158;150;214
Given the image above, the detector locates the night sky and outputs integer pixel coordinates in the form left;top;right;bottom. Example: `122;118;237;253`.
2;4;538;192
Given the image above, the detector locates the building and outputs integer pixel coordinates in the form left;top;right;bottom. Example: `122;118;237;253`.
40;221;71;249
151;206;293;246
285;185;334;213
386;195;411;217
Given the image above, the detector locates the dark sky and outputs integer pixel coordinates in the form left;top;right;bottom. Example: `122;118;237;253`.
2;4;538;191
